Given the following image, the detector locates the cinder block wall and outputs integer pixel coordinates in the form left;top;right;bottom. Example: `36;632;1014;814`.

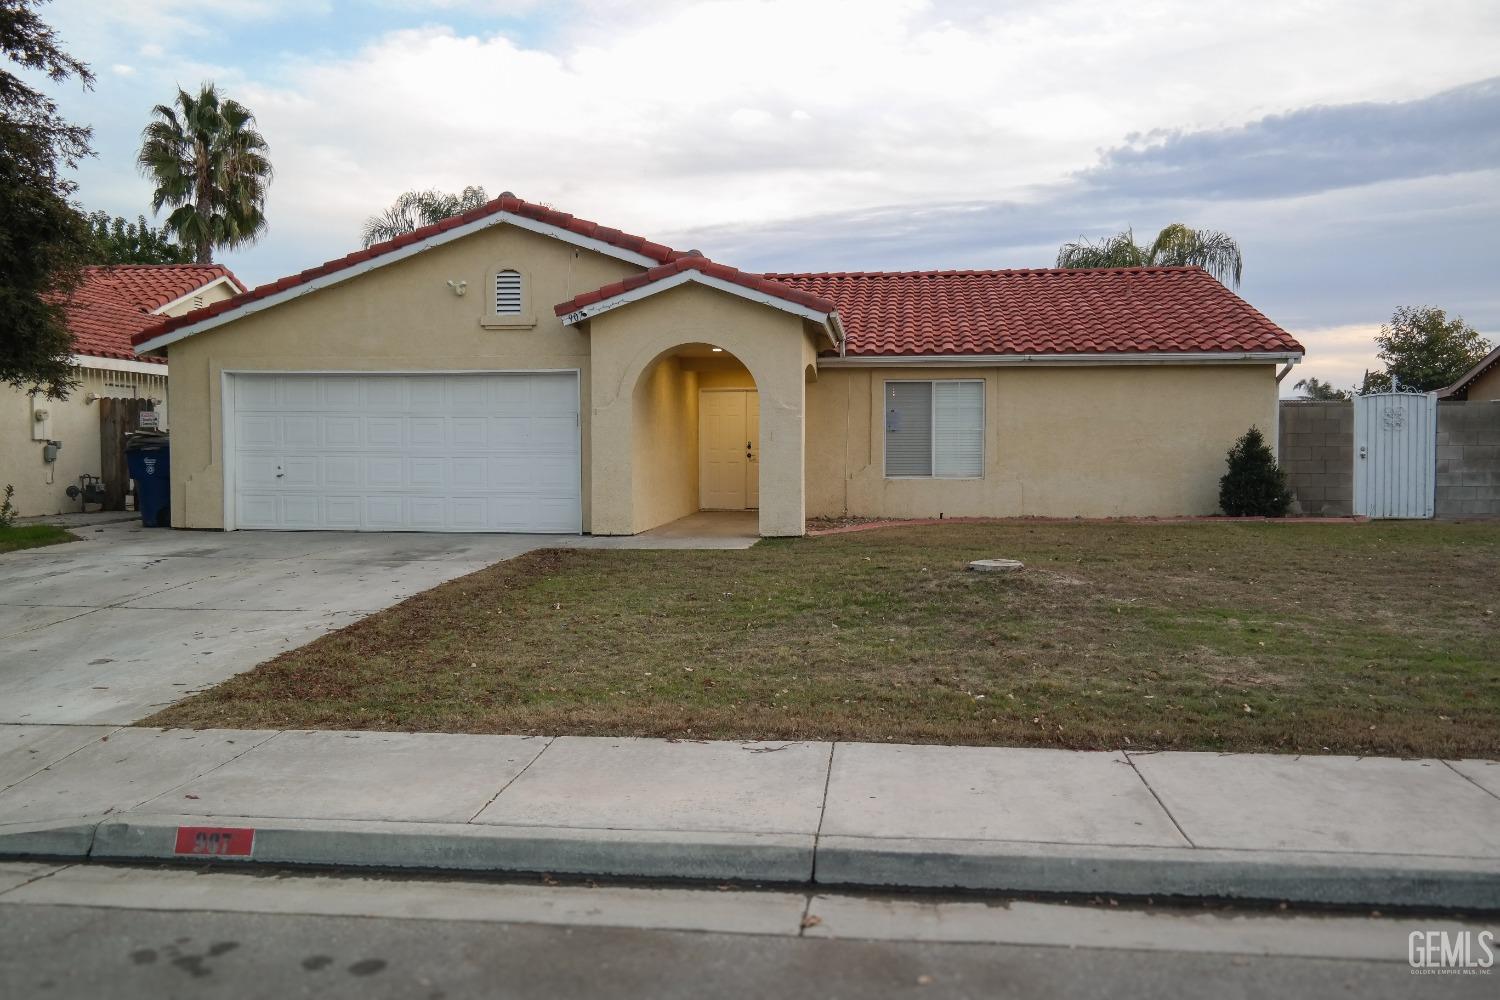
1436;401;1500;518
1278;401;1353;516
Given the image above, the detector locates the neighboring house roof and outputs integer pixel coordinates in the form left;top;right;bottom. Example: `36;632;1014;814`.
1438;344;1500;399
133;194;1303;361
59;265;241;364
766;267;1305;358
133;194;689;352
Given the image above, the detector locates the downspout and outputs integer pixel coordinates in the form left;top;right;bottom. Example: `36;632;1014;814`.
1275;357;1299;383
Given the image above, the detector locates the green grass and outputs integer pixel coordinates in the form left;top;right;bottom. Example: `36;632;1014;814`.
146;521;1500;757
0;523;76;554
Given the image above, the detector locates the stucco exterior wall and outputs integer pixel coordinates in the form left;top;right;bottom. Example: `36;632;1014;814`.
161;224;640;530
805;363;1279;518
1464;365;1500;402
631;356;701;531
587;283;815;536
1;363;170;517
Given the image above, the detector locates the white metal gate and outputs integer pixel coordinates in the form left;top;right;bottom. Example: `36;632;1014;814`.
1353;390;1437;519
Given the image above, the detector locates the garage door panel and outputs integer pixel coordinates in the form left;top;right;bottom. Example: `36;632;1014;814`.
410;457;446;488
283;416;320;447
324;417;361;446
364;378;406;409
366;418;403;447
281;495;321;528
324;456;361;487
324;496;363;528
409;418;445;448
282;379;321;408
238;494;278;528
364;496;404;528
237;415;279;448
281;456;320;487
232;373;580;533
531;416;578;448
324;378;362;408
365;456;405;488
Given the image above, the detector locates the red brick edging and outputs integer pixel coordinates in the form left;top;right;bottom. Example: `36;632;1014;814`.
805;515;1371;537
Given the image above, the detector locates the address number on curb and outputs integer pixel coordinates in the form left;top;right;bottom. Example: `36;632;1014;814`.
174;826;255;857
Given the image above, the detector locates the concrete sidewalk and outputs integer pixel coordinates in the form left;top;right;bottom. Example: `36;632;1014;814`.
0;726;1497;909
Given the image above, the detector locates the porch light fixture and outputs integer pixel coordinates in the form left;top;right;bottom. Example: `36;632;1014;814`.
711;347;723;352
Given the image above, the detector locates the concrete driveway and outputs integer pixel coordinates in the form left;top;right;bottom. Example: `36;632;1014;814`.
0;514;756;726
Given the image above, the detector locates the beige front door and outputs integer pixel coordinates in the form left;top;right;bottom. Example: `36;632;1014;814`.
699;389;759;510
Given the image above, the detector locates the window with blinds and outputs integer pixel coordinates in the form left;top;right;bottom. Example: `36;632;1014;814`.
494;269;523;314
884;379;984;478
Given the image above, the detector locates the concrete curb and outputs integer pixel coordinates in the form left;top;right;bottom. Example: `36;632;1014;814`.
815;836;1500;910
0;817;101;859
90;814;815;884
5;815;1499;908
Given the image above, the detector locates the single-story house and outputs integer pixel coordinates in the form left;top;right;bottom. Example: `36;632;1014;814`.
3;265;240;515
132;195;1304;537
1438;345;1500;401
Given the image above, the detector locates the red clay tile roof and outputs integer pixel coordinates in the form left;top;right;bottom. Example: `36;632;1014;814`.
765;267;1304;357
132;194;688;349
130;193;1302;360
554;256;837;317
58;265;239;363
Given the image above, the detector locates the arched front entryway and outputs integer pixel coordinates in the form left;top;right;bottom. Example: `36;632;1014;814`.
629;343;760;533
585;281;815;537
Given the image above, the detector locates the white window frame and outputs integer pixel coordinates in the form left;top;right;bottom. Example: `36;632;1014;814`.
883;378;986;480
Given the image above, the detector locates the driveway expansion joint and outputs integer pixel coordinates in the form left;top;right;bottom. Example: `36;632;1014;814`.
1123;750;1196;848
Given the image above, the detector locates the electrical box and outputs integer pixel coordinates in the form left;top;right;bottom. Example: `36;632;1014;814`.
30;400;51;441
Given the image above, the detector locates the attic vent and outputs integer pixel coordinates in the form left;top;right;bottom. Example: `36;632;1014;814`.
494;270;522;314
192;294;203;308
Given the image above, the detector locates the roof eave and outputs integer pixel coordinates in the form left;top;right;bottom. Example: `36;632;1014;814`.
818;350;1305;367
133;209;667;355
558;269;841;349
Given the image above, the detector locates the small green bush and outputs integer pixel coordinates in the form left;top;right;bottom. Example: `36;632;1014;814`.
1218;427;1291;517
0;484;15;528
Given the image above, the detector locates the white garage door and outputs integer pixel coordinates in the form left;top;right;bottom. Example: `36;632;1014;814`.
229;372;581;532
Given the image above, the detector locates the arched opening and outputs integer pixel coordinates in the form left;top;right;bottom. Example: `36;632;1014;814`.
630;342;760;535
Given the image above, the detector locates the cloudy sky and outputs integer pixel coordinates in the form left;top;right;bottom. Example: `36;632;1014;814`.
36;0;1500;392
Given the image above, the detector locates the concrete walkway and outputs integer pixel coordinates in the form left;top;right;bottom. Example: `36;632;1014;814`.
0;727;1496;908
0;517;756;726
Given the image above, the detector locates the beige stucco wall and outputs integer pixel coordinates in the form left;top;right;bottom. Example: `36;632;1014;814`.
161;224;640;530
631;356;701;530
1;364;169;517
1464;364;1500;402
806;363;1280;518
587;283;818;536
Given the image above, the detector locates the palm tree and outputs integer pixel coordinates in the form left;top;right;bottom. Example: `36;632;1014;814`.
361;186;489;247
1293;377;1351;401
137;83;272;265
1055;224;1243;288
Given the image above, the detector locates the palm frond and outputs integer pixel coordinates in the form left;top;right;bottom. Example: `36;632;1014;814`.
1148;224;1243;287
1056;228;1147;269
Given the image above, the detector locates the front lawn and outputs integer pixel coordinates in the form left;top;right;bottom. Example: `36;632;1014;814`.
0;524;77;554
146;521;1500;757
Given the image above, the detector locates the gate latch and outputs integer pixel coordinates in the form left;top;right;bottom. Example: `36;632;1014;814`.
1358;445;1367;459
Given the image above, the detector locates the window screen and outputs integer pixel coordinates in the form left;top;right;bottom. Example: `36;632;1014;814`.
494;270;523;314
885;382;932;477
884;380;984;478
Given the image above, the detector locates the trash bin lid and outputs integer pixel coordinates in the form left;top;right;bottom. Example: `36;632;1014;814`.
125;429;170;450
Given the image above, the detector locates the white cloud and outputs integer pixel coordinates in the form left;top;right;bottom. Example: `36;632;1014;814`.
40;0;1500;375
1279;324;1382;396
